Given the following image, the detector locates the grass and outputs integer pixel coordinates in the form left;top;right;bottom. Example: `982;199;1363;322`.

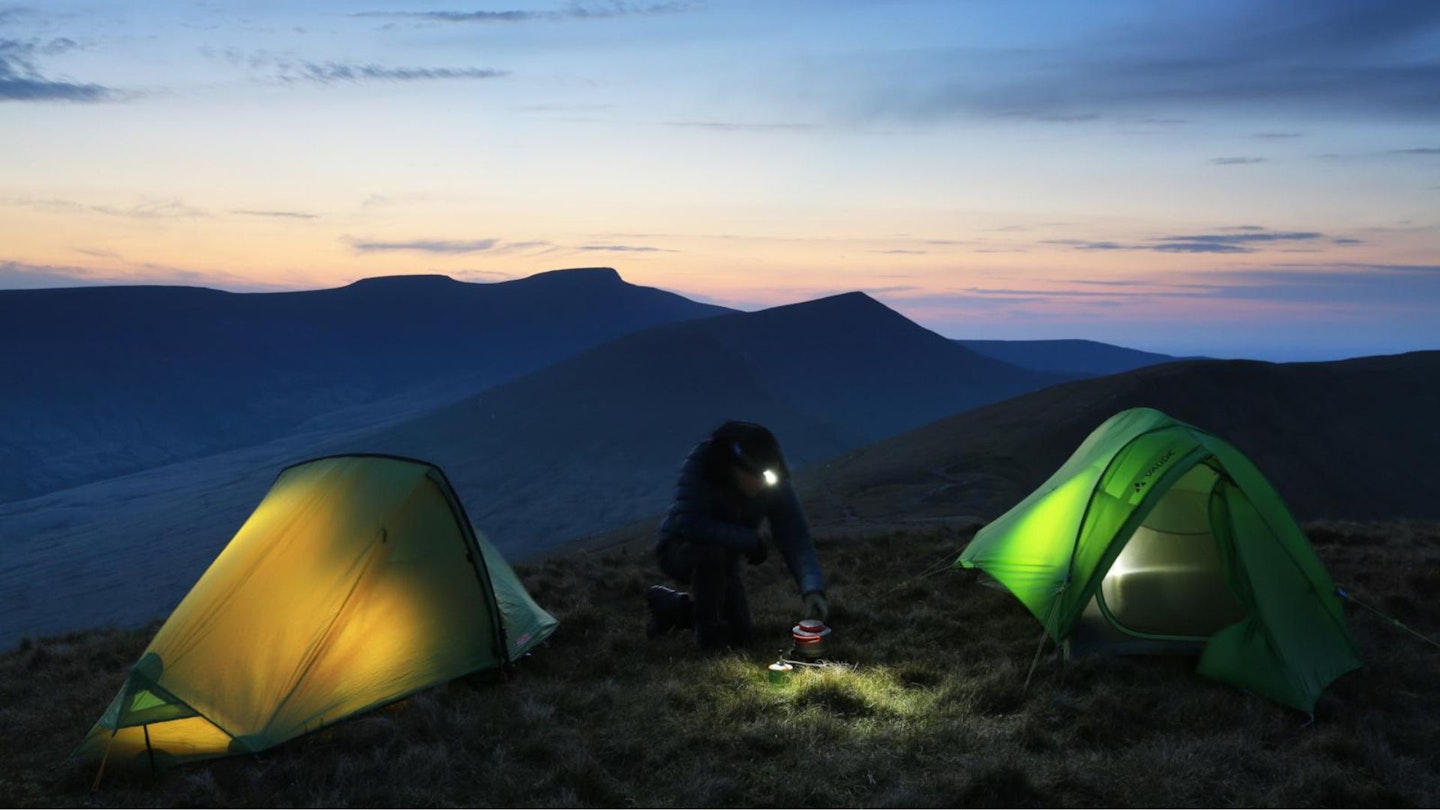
3;521;1439;807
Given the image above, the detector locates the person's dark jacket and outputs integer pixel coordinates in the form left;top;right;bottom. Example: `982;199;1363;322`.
655;439;825;596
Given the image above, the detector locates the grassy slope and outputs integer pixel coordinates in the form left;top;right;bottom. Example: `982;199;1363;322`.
3;520;1438;808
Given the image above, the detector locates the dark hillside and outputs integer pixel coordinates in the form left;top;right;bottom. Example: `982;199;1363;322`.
702;293;1065;441
956;338;1181;375
799;351;1440;525
352;328;861;550
342;292;1065;551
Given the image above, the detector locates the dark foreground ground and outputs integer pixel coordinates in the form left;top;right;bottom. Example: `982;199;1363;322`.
2;520;1438;808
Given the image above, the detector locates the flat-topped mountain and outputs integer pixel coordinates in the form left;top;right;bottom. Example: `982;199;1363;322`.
0;268;727;502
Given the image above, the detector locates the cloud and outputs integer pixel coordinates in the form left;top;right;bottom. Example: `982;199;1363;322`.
515;102;613;114
575;244;676;252
876;285;1192;315
873;249;927;255
964;286;1210;300
867;0;1440;123
868;237;975;250
0;260;105;289
1320;146;1440;159
883;263;1440;318
500;241;557;252
1074;278;1148;287
879;291;1059;311
209;49;512;85
995;110;1101;124
1210;156;1267;165
448;269;517;282
281;62;509;84
1186;263;1440;306
1046;228;1336;255
0;37;114;102
231;209;319;219
10;196;206;219
0;259;288;291
356;3;689;24
1158;231;1323;245
349;238;500;254
1043;239;1130;251
346;237;559;255
1153;230;1323;254
664;120;815;132
1151;241;1254;254
862;285;923;295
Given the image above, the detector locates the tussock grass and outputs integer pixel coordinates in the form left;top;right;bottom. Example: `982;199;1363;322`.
3;521;1439;807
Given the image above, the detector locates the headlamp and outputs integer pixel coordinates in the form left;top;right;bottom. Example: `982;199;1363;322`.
731;440;781;487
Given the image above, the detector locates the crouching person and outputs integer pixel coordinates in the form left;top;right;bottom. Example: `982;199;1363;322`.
646;421;828;652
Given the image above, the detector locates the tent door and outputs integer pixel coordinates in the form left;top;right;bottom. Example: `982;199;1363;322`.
1072;463;1247;654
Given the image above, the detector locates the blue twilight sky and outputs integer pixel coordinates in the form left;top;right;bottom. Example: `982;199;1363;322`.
1;0;1437;360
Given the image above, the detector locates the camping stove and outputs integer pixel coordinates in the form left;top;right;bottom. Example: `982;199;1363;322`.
788;619;832;660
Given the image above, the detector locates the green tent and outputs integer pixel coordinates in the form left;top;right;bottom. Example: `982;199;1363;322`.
956;407;1361;713
76;454;558;768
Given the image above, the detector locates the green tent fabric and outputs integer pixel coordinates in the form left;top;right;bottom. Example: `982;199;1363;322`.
75;454;558;767
956;407;1361;713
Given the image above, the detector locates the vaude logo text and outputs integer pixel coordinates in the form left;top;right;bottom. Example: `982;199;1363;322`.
1133;449;1176;492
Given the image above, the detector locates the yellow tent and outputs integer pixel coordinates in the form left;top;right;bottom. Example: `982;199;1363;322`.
76;454;557;768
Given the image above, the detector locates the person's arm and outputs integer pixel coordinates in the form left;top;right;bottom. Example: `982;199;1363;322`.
767;480;825;597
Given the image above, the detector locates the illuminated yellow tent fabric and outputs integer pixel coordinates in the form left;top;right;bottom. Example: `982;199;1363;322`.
956;408;1361;713
75;454;558;767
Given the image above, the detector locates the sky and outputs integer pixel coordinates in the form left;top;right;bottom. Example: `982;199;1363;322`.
1;0;1437;360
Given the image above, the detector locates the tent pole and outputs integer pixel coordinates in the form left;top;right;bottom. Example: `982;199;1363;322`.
143;724;156;774
1338;587;1440;651
90;729;117;793
1024;591;1064;693
1022;623;1050;693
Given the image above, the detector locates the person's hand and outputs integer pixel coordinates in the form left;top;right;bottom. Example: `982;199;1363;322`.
802;590;829;621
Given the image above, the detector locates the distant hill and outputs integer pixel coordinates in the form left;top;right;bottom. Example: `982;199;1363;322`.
955;338;1181;375
799;351;1440;526
0;268;727;502
0;292;1066;645
339;291;1069;550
